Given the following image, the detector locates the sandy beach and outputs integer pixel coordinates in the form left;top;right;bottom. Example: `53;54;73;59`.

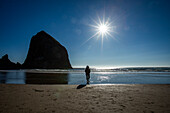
0;84;170;113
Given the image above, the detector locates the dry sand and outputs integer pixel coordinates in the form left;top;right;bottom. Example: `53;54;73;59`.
0;84;170;113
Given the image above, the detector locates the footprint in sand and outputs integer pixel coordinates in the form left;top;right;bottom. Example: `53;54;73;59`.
33;89;44;92
120;105;126;108
53;98;57;101
129;97;133;101
96;102;99;104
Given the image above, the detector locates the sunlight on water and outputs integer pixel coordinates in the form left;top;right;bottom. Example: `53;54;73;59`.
97;76;109;82
0;67;170;84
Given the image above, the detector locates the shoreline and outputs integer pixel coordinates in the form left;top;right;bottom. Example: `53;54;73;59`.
0;84;170;113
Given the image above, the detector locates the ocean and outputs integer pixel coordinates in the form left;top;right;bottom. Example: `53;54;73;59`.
0;67;170;84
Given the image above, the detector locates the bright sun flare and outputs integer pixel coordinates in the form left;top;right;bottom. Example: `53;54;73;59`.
90;16;113;39
81;16;116;47
99;24;108;33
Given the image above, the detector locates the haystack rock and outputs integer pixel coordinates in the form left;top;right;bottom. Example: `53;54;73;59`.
22;31;72;69
0;54;21;70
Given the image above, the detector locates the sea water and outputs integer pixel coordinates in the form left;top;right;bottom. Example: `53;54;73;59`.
0;67;170;84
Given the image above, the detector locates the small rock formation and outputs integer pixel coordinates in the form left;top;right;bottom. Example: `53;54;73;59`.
0;54;21;69
22;31;72;69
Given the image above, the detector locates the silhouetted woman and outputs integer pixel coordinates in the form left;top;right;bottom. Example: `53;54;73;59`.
85;65;90;84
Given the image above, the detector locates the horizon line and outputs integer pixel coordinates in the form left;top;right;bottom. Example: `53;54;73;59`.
72;65;170;69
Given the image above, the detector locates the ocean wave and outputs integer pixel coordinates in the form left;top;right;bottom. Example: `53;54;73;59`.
0;67;170;74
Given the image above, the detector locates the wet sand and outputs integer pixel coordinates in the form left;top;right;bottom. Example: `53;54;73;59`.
0;84;170;113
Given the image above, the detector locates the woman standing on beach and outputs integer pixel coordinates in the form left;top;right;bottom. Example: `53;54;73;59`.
85;65;90;84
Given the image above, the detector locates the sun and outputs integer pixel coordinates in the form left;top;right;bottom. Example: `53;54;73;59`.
87;16;114;42
91;16;113;39
99;24;108;34
81;16;116;47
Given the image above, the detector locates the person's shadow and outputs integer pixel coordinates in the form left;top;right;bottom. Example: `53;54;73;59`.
76;84;86;89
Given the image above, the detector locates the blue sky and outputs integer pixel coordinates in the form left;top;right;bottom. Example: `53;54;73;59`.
0;0;170;67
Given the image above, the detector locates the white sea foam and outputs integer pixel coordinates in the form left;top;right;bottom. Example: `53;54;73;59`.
0;67;170;74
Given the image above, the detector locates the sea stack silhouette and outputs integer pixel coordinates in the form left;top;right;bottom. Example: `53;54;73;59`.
22;31;72;69
0;54;21;70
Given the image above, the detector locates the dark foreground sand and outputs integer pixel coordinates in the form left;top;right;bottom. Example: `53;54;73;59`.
0;84;170;113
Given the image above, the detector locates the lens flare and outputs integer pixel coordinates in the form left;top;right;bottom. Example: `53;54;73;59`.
81;16;116;48
99;24;108;34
